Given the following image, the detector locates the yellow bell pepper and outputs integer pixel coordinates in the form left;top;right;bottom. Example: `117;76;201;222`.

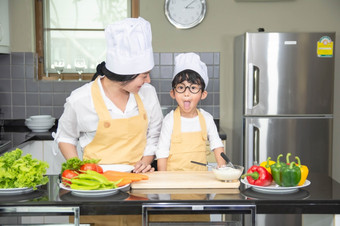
260;157;275;174
295;156;309;186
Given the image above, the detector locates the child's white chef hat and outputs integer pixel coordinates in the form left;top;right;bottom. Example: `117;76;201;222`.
173;53;208;88
105;17;154;75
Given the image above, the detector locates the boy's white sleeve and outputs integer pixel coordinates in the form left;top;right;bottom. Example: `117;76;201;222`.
156;112;174;159
204;112;224;151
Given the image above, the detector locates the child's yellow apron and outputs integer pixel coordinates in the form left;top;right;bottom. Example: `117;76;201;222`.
83;77;148;165
76;77;148;225
151;107;210;223
167;107;208;171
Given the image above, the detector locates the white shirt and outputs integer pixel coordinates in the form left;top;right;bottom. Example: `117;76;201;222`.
55;77;163;156
156;109;224;159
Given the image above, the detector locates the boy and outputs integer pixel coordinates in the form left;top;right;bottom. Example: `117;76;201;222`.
156;52;226;171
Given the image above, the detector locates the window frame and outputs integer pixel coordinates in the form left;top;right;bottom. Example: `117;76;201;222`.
35;0;140;81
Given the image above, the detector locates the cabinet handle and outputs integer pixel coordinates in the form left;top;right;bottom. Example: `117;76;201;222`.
0;23;3;42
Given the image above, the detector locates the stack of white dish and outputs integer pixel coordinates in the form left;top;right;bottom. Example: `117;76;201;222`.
25;115;55;132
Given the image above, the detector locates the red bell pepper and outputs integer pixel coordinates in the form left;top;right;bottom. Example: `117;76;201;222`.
242;165;273;186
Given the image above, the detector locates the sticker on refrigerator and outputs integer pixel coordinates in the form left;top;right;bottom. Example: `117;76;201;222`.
317;36;334;58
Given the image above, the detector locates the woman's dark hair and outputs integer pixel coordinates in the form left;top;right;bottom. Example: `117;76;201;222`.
172;69;206;91
91;61;139;83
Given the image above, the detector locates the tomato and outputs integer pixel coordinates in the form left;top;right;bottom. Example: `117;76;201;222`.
61;169;78;184
80;163;103;174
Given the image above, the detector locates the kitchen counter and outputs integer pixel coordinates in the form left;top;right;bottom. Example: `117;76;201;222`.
0;173;339;216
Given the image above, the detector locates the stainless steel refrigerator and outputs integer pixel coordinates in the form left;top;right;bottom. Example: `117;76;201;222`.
233;32;335;226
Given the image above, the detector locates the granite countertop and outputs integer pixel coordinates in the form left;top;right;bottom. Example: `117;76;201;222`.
1;120;340;218
0;173;339;216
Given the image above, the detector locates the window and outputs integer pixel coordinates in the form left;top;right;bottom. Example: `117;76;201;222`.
35;0;139;80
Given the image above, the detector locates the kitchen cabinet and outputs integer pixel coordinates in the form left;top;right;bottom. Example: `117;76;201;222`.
0;0;10;53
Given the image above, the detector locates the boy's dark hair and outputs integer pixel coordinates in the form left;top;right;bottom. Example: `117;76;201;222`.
172;69;206;91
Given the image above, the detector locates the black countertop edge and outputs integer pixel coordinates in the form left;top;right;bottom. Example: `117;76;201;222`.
1;174;340;215
1;199;340;215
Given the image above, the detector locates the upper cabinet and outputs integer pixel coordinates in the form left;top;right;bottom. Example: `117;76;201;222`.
0;0;10;54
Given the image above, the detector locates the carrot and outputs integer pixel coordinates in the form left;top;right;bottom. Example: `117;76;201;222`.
104;170;149;180
102;173;132;187
117;178;132;187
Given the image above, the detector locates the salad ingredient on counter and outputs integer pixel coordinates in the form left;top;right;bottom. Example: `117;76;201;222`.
260;157;275;174
80;163;103;174
62;170;121;190
0;148;49;189
270;154;285;186
295;156;309;186
103;170;149;186
61;169;78;184
212;165;244;181
61;157;100;173
241;165;273;186
281;162;301;187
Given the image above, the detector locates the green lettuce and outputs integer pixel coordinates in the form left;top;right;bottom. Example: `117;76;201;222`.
61;157;99;173
0;148;49;189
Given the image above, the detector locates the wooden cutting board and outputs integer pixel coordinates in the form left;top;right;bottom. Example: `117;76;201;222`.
131;171;240;189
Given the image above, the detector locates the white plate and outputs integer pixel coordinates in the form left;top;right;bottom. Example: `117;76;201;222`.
241;178;311;194
59;183;130;197
0;187;35;195
100;164;134;173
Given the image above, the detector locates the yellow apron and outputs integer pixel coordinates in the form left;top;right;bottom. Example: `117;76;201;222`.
76;77;148;225
167;107;208;171
151;107;210;223
83;77;148;165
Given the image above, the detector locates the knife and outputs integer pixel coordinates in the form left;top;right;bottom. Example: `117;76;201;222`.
190;160;213;168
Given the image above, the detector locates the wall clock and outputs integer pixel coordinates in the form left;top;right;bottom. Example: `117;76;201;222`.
165;0;207;29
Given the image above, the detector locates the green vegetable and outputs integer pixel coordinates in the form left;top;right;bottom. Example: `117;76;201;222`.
270;154;286;186
281;161;301;187
0;148;49;189
78;172;112;185
63;170;119;190
64;178;98;186
61;157;100;173
70;183;100;190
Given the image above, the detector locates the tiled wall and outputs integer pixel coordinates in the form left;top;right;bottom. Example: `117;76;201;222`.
0;52;220;119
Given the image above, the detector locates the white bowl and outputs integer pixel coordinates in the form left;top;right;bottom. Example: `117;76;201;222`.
25;120;54;127
29;115;52;121
25;122;54;132
212;165;244;182
100;164;134;173
26;117;55;125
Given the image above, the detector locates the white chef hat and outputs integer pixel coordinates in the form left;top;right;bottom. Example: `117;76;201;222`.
105;17;154;75
173;53;209;88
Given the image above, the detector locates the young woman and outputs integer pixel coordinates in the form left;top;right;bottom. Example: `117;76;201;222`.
55;17;162;174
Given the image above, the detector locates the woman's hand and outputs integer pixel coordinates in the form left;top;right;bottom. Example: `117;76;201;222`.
133;155;155;173
133;161;155;173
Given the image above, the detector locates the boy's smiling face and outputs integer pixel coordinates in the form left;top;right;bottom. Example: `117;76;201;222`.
170;80;207;118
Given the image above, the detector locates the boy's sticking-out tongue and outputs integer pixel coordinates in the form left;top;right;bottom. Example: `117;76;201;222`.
184;101;191;110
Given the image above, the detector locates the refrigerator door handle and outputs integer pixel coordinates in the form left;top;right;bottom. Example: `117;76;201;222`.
246;124;260;168
247;64;260;110
253;126;260;165
253;65;260;106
